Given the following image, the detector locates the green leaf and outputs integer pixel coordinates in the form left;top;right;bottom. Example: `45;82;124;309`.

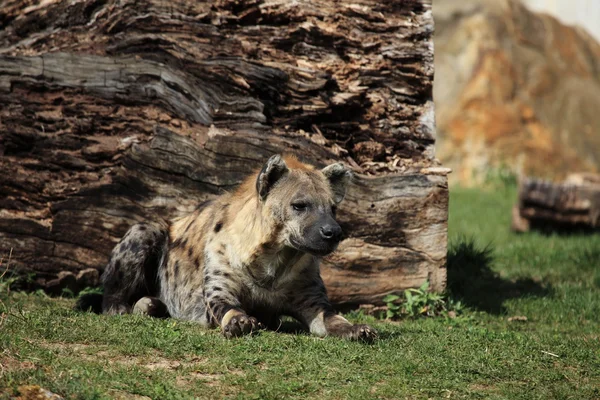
383;294;400;303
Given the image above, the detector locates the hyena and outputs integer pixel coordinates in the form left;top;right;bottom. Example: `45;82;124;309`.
78;155;376;341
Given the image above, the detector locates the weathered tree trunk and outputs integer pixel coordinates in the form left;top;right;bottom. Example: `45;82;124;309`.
0;0;447;305
512;174;600;233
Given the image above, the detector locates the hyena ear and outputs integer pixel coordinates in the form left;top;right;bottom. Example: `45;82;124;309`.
256;154;289;200
321;163;352;204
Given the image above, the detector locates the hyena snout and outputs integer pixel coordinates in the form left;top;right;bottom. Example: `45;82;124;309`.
302;216;343;256
319;222;342;242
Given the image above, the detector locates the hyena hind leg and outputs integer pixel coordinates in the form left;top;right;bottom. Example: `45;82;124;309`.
101;223;168;315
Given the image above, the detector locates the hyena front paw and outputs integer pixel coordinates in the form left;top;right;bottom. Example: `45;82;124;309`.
345;324;378;342
222;315;263;338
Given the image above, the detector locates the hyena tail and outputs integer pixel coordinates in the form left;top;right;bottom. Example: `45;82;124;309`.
74;293;103;314
100;223;168;314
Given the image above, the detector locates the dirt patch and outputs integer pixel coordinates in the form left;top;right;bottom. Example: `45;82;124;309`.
47;342;99;352
144;359;183;371
37;341;245;390
107;390;152;400
176;371;222;388
38;342;224;373
468;383;498;392
0;350;36;377
173;365;247;389
41;342;168;369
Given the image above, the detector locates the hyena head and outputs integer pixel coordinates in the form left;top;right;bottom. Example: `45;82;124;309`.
255;154;352;256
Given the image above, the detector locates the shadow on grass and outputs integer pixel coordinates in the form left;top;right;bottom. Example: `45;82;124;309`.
447;237;552;314
274;318;308;335
523;219;600;236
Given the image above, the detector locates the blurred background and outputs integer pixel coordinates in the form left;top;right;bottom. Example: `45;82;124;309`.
434;0;600;185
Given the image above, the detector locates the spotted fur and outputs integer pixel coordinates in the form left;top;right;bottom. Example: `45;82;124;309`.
96;155;376;341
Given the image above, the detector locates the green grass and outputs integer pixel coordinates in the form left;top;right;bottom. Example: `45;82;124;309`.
1;184;599;399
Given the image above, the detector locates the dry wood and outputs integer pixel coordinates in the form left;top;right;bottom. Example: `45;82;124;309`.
0;0;445;305
512;175;600;233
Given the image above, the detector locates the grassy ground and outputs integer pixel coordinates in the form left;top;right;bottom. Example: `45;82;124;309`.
1;183;599;399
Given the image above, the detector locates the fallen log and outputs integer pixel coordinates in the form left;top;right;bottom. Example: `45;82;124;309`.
0;0;446;305
512;174;600;233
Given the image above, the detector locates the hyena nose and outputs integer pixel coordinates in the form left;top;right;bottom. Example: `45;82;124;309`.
320;224;342;241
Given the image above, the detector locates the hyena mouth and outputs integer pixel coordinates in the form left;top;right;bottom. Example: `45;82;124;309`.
289;237;339;257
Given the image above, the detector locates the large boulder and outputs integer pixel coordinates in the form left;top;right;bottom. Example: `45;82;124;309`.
434;0;600;184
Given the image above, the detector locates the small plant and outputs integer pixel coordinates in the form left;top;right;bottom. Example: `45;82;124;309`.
381;281;466;320
0;248;15;296
61;287;76;298
79;286;103;296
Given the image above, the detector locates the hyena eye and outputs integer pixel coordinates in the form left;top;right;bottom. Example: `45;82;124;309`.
331;205;337;216
292;202;308;212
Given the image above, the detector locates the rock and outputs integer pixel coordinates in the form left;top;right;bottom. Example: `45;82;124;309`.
76;268;100;289
18;385;64;400
45;271;77;296
508;315;528;322
57;271;75;280
44;279;63;296
434;0;600;185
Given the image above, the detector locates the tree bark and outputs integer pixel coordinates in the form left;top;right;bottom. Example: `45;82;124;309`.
0;0;446;305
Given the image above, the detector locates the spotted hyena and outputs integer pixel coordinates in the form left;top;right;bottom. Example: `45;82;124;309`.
78;155;376;341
